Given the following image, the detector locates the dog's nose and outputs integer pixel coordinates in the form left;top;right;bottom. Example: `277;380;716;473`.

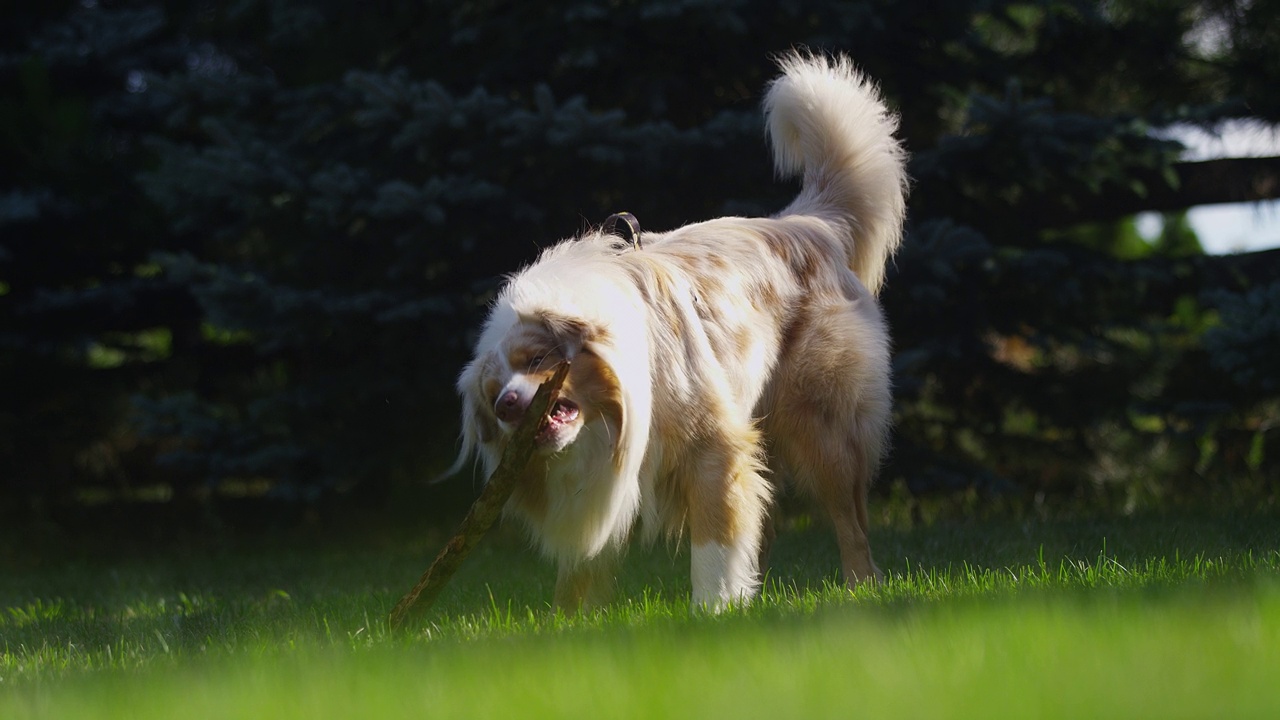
495;390;525;423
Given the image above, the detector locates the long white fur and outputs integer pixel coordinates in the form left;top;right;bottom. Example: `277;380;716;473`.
452;52;907;609
691;541;759;610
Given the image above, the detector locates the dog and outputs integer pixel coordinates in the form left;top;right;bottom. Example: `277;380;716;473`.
450;52;907;611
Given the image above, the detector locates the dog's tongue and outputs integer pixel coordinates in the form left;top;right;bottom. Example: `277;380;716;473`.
536;400;579;444
550;400;579;424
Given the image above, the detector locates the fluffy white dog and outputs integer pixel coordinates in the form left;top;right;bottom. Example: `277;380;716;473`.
451;52;907;611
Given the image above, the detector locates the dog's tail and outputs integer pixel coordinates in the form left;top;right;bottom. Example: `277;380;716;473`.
764;52;908;296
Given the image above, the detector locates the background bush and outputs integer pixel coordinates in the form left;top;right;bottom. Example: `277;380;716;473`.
3;0;1278;528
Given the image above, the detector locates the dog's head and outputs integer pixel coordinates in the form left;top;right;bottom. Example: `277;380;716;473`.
457;308;622;467
447;235;655;498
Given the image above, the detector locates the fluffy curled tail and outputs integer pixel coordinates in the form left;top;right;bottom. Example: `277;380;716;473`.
764;52;908;296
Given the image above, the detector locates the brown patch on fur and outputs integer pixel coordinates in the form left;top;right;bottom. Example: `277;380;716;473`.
691;266;724;298
686;459;769;547
623;265;654;305
628;263;684;338
503;323;559;373
776;308;812;362
660;416;769;548
760;224;823;286
481;377;502;407
537;310;610;349
756;281;782;310
566;350;625;470
690;270;731;362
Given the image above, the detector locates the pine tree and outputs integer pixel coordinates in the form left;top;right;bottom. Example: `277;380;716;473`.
3;0;1278;521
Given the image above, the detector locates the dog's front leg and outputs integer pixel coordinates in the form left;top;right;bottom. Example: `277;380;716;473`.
553;547;621;613
691;537;761;611
687;434;771;612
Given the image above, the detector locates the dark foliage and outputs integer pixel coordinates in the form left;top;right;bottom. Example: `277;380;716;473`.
3;0;1279;525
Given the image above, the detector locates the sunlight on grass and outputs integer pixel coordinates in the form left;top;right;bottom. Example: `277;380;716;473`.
3;515;1279;718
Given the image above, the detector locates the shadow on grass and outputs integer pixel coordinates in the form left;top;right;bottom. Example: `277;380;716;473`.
4;508;1278;665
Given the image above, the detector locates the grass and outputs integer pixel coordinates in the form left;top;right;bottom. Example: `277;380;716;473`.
3;511;1279;718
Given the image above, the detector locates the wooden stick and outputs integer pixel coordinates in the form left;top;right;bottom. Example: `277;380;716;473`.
389;361;571;630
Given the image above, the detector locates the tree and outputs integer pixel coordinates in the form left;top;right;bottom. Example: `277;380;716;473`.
1;2;197;515
2;0;1278;524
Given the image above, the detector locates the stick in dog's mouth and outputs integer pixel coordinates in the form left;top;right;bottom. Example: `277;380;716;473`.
389;360;571;628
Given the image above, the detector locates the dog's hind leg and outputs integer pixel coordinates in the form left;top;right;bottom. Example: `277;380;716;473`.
763;299;891;589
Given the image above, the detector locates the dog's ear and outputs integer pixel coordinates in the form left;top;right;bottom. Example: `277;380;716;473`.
461;384;497;446
536;310;600;356
461;355;499;437
437;356;499;481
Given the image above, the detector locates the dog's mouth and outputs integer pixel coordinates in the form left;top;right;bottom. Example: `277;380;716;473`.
536;399;581;445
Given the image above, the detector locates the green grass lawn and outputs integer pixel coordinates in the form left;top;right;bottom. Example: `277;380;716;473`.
3;511;1279;718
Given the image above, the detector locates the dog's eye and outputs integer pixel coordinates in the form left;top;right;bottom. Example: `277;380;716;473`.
530;353;548;368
